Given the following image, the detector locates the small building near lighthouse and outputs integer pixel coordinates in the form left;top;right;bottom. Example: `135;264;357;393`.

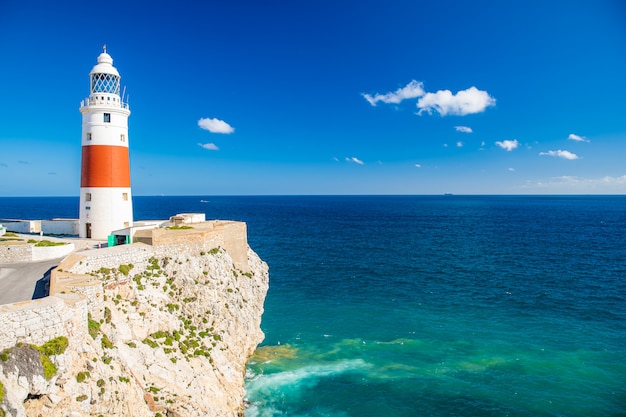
79;47;133;242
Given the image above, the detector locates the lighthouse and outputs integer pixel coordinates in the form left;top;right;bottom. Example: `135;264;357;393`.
79;47;133;241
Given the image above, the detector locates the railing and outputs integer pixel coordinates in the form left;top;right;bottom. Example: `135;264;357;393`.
80;97;129;109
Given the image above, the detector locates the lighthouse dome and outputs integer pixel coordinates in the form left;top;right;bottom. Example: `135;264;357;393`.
90;50;120;77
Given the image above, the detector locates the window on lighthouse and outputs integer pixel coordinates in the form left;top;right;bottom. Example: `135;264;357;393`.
104;113;111;123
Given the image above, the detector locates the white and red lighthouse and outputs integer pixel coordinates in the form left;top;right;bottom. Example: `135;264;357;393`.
79;47;133;240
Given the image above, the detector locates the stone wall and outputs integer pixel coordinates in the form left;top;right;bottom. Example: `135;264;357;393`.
0;242;75;263
0;293;88;351
0;243;31;264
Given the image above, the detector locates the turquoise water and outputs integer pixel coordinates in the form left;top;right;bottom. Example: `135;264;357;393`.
2;195;625;416
236;196;626;417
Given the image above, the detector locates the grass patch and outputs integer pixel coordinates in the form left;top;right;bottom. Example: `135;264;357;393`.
166;225;193;230
38;336;69;356
27;239;67;247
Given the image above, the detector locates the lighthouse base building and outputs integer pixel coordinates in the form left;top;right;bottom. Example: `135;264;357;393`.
78;47;133;242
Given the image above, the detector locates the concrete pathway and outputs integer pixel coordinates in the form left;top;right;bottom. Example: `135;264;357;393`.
0;234;108;305
0;257;63;305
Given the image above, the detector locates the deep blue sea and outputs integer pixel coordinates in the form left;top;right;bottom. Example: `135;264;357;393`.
2;195;625;416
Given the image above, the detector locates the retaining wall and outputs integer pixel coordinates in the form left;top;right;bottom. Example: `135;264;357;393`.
0;293;88;351
0;242;75;263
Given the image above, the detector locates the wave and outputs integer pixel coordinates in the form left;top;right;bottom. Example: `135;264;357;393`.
245;358;371;405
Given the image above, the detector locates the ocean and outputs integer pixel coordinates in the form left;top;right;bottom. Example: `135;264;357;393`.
1;195;625;416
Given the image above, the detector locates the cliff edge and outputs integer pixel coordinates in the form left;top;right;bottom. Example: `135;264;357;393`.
0;223;269;417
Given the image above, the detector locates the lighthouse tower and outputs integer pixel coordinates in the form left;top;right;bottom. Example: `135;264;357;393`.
79;47;133;240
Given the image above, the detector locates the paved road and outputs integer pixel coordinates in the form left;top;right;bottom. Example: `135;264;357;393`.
0;258;64;305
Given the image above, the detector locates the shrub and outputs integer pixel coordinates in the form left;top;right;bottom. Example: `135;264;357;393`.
76;371;90;383
40;353;57;380
142;338;159;349
104;307;112;323
101;335;114;349
150;330;168;339
118;264;133;276
88;317;100;339
76;394;88;402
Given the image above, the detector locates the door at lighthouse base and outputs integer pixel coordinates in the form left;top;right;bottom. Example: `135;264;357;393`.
86;223;92;239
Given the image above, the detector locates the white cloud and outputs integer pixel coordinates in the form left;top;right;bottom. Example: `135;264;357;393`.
456;141;463;147
539;150;579;160
417;86;495;116
362;80;425;106
197;142;219;151
346;157;364;165
529;175;626;193
415;163;422;168
508;167;516;172
198;117;234;134
568;133;589;142
455;126;473;133
496;139;519;151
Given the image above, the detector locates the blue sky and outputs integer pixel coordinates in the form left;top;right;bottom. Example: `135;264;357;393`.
1;0;625;196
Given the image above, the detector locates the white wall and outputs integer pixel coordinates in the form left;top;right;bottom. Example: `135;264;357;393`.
42;219;79;235
2;220;41;233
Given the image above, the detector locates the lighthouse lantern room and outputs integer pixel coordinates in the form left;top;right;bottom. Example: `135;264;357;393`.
79;47;133;241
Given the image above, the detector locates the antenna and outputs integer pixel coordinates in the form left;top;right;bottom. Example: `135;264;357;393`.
122;85;126;102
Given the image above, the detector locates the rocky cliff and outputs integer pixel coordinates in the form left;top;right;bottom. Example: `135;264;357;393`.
0;241;269;417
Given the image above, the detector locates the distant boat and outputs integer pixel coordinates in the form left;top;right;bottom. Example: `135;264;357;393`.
444;193;453;196
200;199;209;203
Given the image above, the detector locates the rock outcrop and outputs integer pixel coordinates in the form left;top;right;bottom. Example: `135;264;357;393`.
0;240;269;417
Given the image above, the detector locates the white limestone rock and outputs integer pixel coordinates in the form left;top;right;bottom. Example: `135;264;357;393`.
0;245;269;417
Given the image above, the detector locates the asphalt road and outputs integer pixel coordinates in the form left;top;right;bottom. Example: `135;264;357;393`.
0;257;63;305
